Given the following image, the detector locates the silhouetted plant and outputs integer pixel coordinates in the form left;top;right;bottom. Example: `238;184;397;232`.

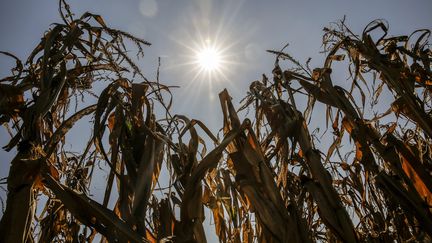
0;2;431;243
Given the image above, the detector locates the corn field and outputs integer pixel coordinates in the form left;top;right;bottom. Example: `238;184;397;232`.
0;2;431;242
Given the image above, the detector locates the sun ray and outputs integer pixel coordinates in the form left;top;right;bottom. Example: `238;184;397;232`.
157;0;258;104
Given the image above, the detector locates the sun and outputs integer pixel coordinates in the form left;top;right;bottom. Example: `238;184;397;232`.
195;45;222;72
172;33;240;85
196;46;221;71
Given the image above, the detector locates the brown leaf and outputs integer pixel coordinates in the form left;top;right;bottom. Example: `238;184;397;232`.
44;175;146;243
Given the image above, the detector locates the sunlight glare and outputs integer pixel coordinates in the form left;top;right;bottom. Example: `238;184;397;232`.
196;46;222;71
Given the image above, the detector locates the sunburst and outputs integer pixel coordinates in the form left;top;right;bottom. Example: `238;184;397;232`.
196;45;222;72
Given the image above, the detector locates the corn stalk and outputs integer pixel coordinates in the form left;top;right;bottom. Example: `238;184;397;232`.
1;3;431;242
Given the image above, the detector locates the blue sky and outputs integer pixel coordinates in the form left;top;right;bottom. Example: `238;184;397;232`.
0;0;431;237
1;0;431;131
1;0;431;125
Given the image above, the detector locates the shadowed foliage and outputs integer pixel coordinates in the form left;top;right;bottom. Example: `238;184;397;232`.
0;2;431;243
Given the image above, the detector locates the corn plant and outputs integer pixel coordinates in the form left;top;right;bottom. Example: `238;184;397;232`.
0;2;431;242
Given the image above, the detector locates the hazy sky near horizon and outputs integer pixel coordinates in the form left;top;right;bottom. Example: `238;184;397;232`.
0;0;431;235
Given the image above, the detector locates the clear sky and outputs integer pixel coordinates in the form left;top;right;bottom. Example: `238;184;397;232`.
0;0;431;236
1;0;431;128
